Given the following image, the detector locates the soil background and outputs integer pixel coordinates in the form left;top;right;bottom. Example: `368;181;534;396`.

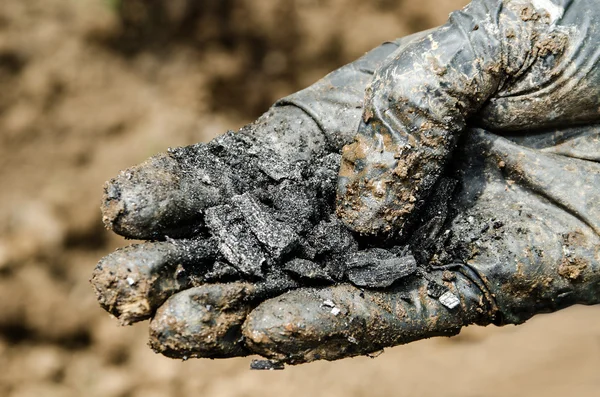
1;1;599;396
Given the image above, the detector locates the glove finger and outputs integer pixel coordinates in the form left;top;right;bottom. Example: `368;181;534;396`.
149;275;298;359
149;283;254;359
243;270;491;365
101;144;243;240
102;106;328;241
443;127;600;325
91;238;217;325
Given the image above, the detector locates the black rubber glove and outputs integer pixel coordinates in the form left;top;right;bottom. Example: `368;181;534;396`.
92;0;600;365
92;37;399;356
336;0;600;236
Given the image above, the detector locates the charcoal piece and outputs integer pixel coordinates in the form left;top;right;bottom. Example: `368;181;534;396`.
237;132;300;182
283;258;334;282
307;216;359;279
208;130;250;157
427;280;448;299
345;248;394;267
206;132;270;189
308;153;342;200
344;249;417;288
250;359;285;370
268;180;318;232
389;245;410;257
251;146;303;182
409;177;457;264
204;261;240;282
309;216;358;256
253;268;300;299
312;153;342;176
295;242;317;261
204;204;266;277
232;193;299;261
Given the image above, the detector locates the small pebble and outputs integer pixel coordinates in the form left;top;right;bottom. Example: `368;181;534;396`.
250;359;285;370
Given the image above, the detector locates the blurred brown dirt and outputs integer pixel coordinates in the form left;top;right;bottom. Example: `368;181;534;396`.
0;1;599;396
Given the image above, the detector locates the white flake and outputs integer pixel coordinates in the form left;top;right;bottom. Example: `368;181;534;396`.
439;291;461;309
322;299;335;308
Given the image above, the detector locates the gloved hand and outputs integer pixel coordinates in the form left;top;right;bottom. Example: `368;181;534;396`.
92;0;600;365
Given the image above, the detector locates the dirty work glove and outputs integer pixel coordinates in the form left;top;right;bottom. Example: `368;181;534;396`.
92;29;398;356
92;0;600;365
336;0;600;236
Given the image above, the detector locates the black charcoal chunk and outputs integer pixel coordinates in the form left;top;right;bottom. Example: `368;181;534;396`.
409;177;457;264
209;130;250;157
427;280;448;299
344;249;417;288
253;269;300;298
283;258;334;282
250;146;303;182
309;216;358;256
232;193;299;261
206;132;270;189
315;153;342;174
308;216;359;279
204;261;240;282
268;180;318;232
308;153;341;198
250;359;285;370
204;204;266;277
389;245;410;257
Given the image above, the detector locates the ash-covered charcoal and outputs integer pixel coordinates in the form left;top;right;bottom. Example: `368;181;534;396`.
313;153;342;176
207;130;307;187
283;258;334;282
427;280;448;299
172;137;259;196
308;216;358;256
266;180;319;233
306;215;359;279
208;130;253;160
388;245;411;257
203;261;240;282
409;177;457;265
250;359;285;370
251;146;304;182
307;153;342;200
232;193;299;261
344;249;417;288
252;268;300;300
204;132;273;190
204;204;266;277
